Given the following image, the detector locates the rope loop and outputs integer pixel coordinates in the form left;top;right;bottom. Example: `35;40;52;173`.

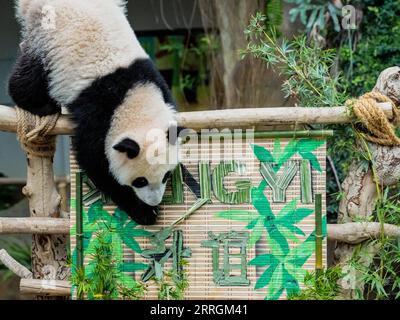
347;91;400;146
15;107;60;158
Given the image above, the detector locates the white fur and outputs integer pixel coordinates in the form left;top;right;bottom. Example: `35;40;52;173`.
16;0;177;206
16;0;148;104
105;83;177;206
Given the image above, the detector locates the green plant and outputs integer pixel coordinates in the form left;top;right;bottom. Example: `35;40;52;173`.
264;0;284;34
288;266;343;300
347;186;400;300
340;0;400;96
156;260;189;300
242;13;347;108
285;0;342;34
70;230;146;300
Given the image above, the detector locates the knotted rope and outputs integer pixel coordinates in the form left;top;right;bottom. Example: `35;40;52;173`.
346;91;400;146
15;107;60;158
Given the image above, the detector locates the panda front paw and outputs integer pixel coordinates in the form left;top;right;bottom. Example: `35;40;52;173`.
128;202;159;226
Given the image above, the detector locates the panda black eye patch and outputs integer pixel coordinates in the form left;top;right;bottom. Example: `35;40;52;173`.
162;171;172;184
132;177;148;188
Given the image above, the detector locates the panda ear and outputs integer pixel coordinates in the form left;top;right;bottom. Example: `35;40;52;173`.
113;138;140;159
167;125;187;145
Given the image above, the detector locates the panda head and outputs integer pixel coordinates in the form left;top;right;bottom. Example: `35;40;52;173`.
111;135;178;207
105;83;181;207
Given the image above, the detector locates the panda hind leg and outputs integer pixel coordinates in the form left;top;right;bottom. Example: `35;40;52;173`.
8;51;60;116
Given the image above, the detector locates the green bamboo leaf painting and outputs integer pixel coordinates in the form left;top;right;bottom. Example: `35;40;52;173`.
277;225;301;243
276;139;298;170
247;219;265;248
277;198;298;217
111;233;123;263
251;187;273;217
121;234;142;254
252;144;274;162
118;262;148;272
265;264;284;299
255;263;278;290
284;261;307;284
296;139;325;153
216;210;259;222
248;254;276;267
273;139;282;161
276;207;314;224
282;268;300;296
245;218;260;230
280;223;306;237
264;225;290;256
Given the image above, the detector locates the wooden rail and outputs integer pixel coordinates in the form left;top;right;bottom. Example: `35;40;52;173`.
0;103;394;133
20;279;71;296
0;217;69;235
0;177;69;185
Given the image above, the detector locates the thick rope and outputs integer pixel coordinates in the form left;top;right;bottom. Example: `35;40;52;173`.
15;107;60;158
346;91;400;146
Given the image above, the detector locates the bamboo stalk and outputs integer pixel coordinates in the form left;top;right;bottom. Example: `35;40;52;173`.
315;194;323;271
75;172;84;275
0;217;69;234
0;104;393;134
20;279;71;296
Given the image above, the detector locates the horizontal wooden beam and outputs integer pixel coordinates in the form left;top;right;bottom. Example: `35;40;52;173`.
327;222;400;244
0;103;394;134
0;176;70;185
0;217;70;235
20;279;71;297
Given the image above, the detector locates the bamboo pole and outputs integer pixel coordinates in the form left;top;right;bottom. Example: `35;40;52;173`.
20;279;71;296
0;217;69;235
0;103;394;134
315;194;323;270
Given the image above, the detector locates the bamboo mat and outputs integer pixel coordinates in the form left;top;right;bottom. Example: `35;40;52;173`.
70;135;327;300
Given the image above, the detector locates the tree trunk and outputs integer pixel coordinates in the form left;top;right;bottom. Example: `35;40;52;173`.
334;66;400;299
23;153;69;299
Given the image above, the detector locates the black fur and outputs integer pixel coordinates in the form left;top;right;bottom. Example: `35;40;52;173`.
8;51;60;116
9;53;176;225
68;58;176;225
113;138;140;159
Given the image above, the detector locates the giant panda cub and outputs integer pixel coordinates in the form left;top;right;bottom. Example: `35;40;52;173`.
8;0;181;225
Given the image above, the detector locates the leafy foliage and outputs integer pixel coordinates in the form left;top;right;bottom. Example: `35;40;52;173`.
340;0;400;96
69;231;146;300
288;266;343;300
70;202;151;299
242;12;347;108
155;260;190;300
264;0;284;34
347;187;400;300
285;0;342;33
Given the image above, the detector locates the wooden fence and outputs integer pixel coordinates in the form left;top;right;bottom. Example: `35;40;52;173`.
0;102;395;298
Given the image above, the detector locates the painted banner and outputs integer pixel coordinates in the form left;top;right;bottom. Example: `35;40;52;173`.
70;131;328;300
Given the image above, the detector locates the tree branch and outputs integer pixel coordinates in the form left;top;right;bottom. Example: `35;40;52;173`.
328;222;400;244
0;249;33;279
